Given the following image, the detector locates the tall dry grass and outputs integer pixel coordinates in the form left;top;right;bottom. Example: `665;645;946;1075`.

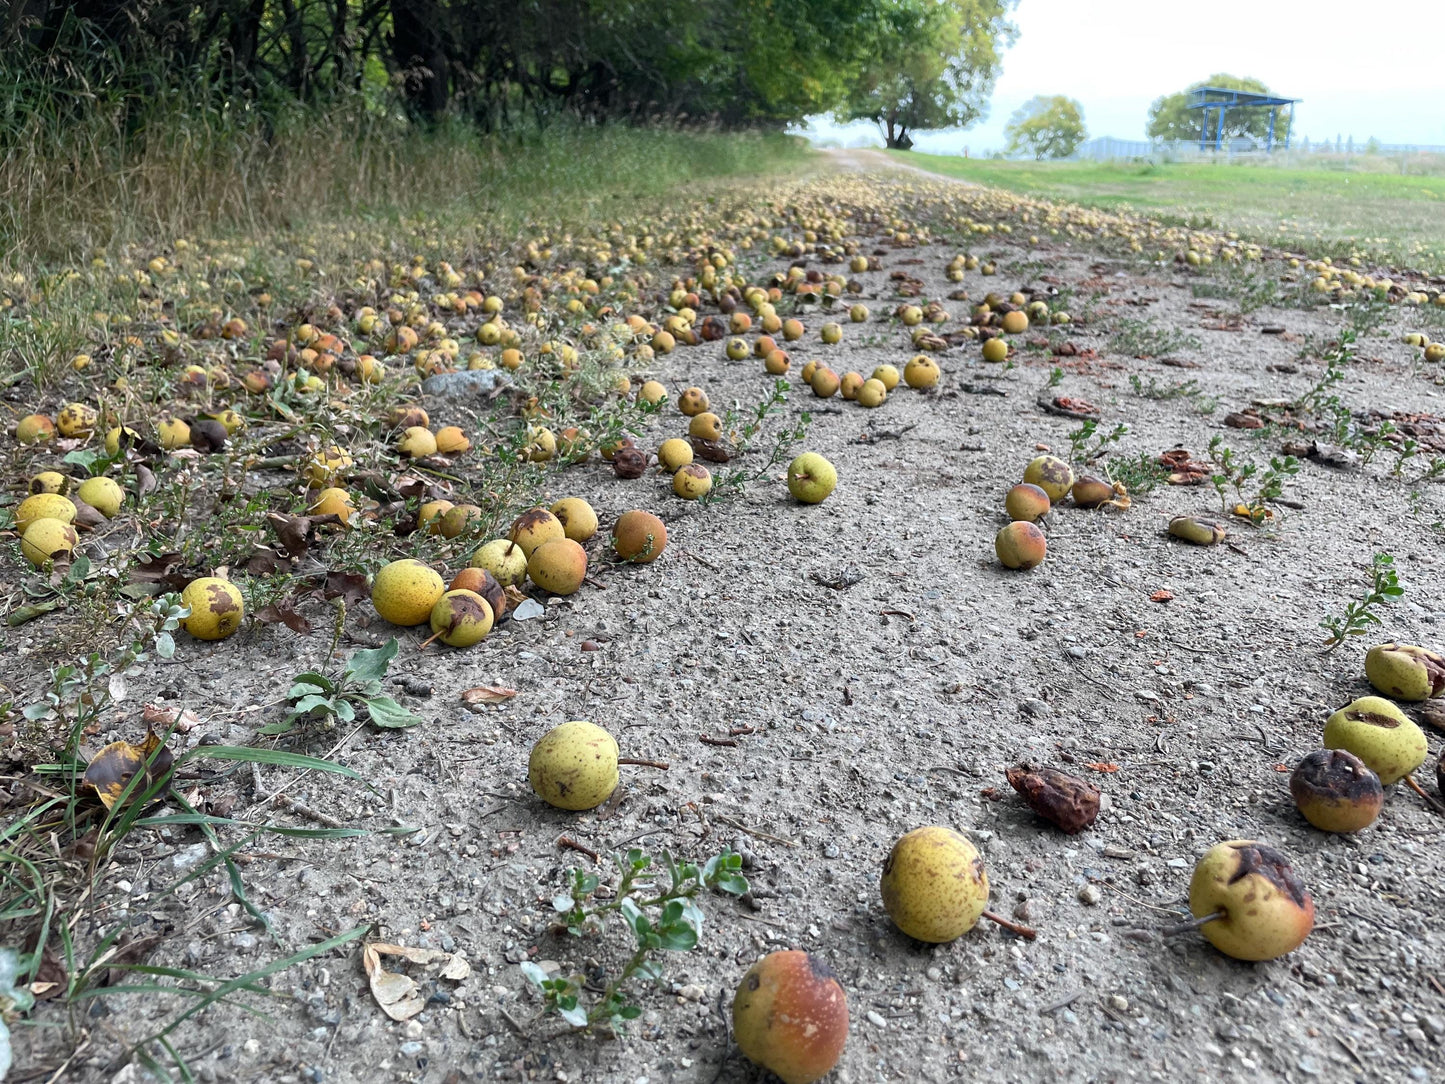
0;83;807;268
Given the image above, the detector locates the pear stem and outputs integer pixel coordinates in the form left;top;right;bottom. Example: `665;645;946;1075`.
617;758;669;770
982;910;1037;940
418;630;443;649
1161;910;1225;937
1404;775;1445;816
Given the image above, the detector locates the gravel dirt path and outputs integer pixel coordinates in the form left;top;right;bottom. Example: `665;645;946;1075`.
11;158;1445;1084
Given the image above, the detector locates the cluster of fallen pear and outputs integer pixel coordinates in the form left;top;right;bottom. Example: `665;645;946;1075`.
521;640;1443;1083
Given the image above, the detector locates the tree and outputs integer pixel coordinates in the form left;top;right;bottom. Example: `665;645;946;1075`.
838;0;1017;150
1146;74;1292;147
1004;95;1085;159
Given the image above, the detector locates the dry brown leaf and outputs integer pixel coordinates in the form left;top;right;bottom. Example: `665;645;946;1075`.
142;704;201;733
363;941;470;1021
461;686;518;710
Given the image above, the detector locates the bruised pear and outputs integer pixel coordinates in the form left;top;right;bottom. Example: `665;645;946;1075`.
428;589;494;647
1022;455;1073;502
1290;749;1383;833
1323;696;1428;786
1070;475;1114;509
1364;643;1445;702
732;951;848;1084
995;521;1046;570
1188;841;1314;961
1168;515;1226;545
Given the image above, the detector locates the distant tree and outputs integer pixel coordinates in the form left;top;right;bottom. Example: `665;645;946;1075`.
1147;74;1292;146
1004;95;1085;159
838;0;1018;150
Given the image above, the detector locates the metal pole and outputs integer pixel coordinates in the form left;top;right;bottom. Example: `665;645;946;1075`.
1285;102;1294;150
1267;107;1276;153
1200;105;1207;151
1215;105;1225;152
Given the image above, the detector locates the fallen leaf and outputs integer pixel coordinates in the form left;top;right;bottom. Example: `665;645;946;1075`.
129;552;185;585
1223;411;1264;429
142;704;201;733
1149;590;1174;603
254;602;313;635
1006;765;1100;834
323;570;370;605
363;941;470;1022
82;729;174;810
461;686;518;709
1083;762;1120;773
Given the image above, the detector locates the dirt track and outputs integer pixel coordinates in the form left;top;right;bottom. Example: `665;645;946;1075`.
13;157;1445;1083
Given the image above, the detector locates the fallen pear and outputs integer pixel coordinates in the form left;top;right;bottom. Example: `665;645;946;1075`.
732;951;848;1084
1168;515;1227;545
1364;643;1445;701
880;826;989;943
1323;696;1428;785
528;720;618;811
1290;749;1383;833
1187;841;1314;961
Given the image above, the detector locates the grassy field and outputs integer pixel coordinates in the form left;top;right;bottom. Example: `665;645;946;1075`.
892;152;1445;275
0;108;810;267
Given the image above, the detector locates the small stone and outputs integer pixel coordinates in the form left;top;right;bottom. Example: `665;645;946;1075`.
231;933;258;951
866;1010;886;1028
420;369;508;397
403;1019;424;1040
1297;1058;1320;1077
1078;884;1102;906
1422;1015;1444;1038
398;1041;423;1056
1066;646;1087;660
172;843;209;872
823;843;840;859
1106;995;1128;1012
1020;698;1051;717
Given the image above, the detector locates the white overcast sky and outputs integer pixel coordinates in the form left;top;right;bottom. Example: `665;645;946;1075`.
800;0;1445;154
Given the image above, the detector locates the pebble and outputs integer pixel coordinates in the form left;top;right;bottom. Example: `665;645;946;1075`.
1422;1015;1444;1038
1106;995;1128;1012
172;843;209;871
1078;885;1102;905
1020;698;1051;717
231;933;258;951
1066;646;1087;660
398;1041;423;1056
1297;1058;1320;1076
420;369;508;397
866;1010;886;1028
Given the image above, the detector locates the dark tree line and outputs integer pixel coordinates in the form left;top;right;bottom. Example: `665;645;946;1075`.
2;0;1016;134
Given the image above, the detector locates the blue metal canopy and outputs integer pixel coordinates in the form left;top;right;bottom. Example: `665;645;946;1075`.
1187;85;1300;153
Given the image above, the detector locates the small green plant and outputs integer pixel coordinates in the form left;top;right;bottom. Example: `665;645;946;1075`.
522;847;748;1032
1046;366;1064;388
1391;437;1420;478
702;380;810;505
1321;553;1403;651
268;623;423;735
1129;373;1200;400
1105;451;1167;496
1293;329;1353;416
1068;419;1129;465
1110;318;1201;359
1207;437;1299;524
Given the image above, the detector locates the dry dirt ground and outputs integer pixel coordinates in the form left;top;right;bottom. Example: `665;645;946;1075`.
11;156;1445;1083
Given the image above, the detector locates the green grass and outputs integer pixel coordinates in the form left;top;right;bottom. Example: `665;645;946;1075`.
891;152;1445;275
0;102;811;267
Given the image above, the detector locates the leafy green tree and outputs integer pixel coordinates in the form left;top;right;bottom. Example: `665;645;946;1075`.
1004;95;1085;159
838;0;1017;150
1146;74;1293;146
